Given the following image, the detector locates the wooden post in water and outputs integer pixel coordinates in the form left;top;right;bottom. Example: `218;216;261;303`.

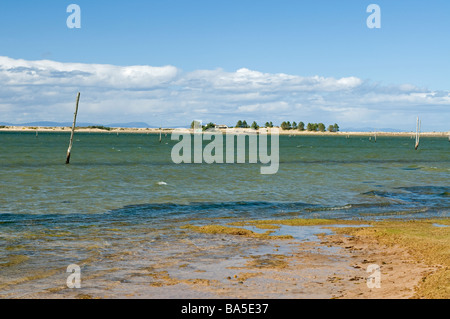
159;127;162;143
65;92;80;164
414;116;421;150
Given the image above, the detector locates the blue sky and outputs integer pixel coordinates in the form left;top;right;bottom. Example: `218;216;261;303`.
0;0;449;130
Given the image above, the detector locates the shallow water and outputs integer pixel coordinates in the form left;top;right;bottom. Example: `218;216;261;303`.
1;132;448;216
0;132;449;297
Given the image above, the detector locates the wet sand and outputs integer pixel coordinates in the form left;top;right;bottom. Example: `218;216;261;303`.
2;220;446;299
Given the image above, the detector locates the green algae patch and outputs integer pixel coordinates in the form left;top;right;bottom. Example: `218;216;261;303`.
0;254;30;268
250;224;281;230
5;245;27;251
146;269;219;288
244;254;289;269
332;218;450;299
228;222;280;230
181;225;293;240
0;267;62;290
231;272;263;282
229;218;365;227
182;218;367;240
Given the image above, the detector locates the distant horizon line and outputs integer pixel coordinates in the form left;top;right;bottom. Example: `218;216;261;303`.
0;121;422;133
1;123;449;135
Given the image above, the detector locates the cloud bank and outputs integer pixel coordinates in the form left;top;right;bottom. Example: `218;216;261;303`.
1;56;449;131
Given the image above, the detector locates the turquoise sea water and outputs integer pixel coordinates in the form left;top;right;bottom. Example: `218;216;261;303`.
0;131;448;297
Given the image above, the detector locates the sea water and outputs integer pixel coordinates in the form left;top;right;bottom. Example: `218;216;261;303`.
0;132;448;297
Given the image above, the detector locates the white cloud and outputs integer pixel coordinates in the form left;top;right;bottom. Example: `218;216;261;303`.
0;56;178;88
0;56;449;130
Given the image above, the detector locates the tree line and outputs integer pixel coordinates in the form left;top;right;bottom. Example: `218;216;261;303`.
191;120;340;132
280;121;339;132
239;120;339;132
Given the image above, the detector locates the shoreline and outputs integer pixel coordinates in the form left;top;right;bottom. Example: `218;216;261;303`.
0;126;449;137
2;218;447;299
141;218;450;299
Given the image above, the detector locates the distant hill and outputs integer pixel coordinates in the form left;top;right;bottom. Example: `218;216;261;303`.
0;121;153;128
107;122;154;128
340;127;407;133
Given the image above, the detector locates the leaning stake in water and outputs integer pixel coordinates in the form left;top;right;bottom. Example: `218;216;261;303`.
66;92;80;164
415;116;421;150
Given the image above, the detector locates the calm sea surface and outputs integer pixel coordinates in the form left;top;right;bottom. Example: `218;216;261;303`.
0;131;448;296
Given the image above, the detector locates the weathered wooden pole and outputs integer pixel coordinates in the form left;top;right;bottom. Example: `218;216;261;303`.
66;92;80;164
414;116;420;150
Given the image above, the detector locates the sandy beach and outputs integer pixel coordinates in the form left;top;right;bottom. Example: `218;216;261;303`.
1;125;449;137
2;218;446;299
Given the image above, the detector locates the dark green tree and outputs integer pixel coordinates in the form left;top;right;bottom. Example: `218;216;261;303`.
251;121;259;130
298;121;305;131
318;123;325;132
333;123;339;132
280;121;290;130
203;122;215;131
191;120;201;129
235;120;243;128
292;121;297;130
242;120;249;128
